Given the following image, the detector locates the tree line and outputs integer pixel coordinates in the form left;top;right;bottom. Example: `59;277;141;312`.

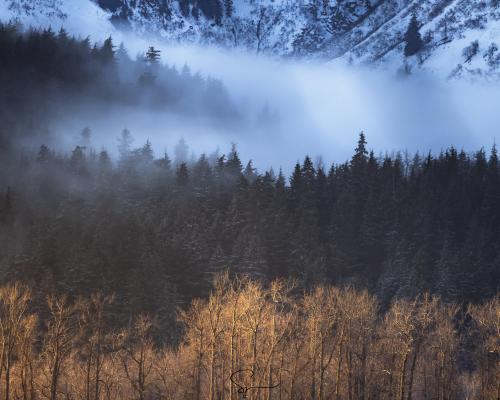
0;23;236;150
0;274;496;400
1;132;499;329
99;0;232;24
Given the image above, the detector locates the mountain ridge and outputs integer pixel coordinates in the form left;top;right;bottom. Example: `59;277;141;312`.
1;0;500;79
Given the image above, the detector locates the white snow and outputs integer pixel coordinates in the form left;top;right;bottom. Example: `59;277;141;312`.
0;0;119;42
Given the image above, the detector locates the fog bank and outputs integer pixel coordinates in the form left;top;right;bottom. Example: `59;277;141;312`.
48;38;500;172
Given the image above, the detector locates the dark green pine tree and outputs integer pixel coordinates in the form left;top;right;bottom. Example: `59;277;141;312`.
37;145;51;164
301;156;316;190
176;163;190;187
192;154;212;200
96;36;116;65
315;165;330;237
145;46;161;65
224;0;233;17
214;0;224;24
289;162;302;209
300;156;318;221
225;144;243;182
140;140;154;164
57;27;70;46
350;132;370;198
243;160;257;183
155;151;172;172
275;168;286;194
98;150;112;177
475;144;500;290
404;14;424;57
191;4;200;19
140;46;161;86
70;146;87;176
351;131;368;169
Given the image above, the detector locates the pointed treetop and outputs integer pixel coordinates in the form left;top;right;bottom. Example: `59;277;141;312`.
145;46;161;64
290;162;302;189
58;27;69;40
404;14;423;57
226;143;242;174
351;131;369;167
489;141;498;171
37;145;51;164
141;139;154;162
276;168;286;191
176;162;189;187
302;156;316;186
244;160;257;181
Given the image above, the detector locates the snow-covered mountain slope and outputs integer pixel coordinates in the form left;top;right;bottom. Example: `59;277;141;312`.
1;0;500;80
336;0;500;80
0;0;117;39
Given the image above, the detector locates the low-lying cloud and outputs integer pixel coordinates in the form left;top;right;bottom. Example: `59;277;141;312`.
46;35;500;173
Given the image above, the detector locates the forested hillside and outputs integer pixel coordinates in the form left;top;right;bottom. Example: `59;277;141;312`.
0;23;235;149
3;0;500;79
1;20;499;335
0;18;499;400
1;129;500;327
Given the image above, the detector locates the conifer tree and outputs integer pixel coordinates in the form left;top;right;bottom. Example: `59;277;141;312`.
224;0;233;17
141;140;154;163
351;131;368;170
404;14;423;57
98;150;112;178
192;4;200;19
96;36;116;65
243;160;257;183
37;145;51;164
290;162;302;208
145;46;161;65
301;156;316;191
155;151;172;172
116;42;129;64
176;163;190;187
226;144;243;177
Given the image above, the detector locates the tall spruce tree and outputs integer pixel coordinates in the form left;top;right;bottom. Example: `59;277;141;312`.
404;14;424;57
145;46;161;64
351;131;368;170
